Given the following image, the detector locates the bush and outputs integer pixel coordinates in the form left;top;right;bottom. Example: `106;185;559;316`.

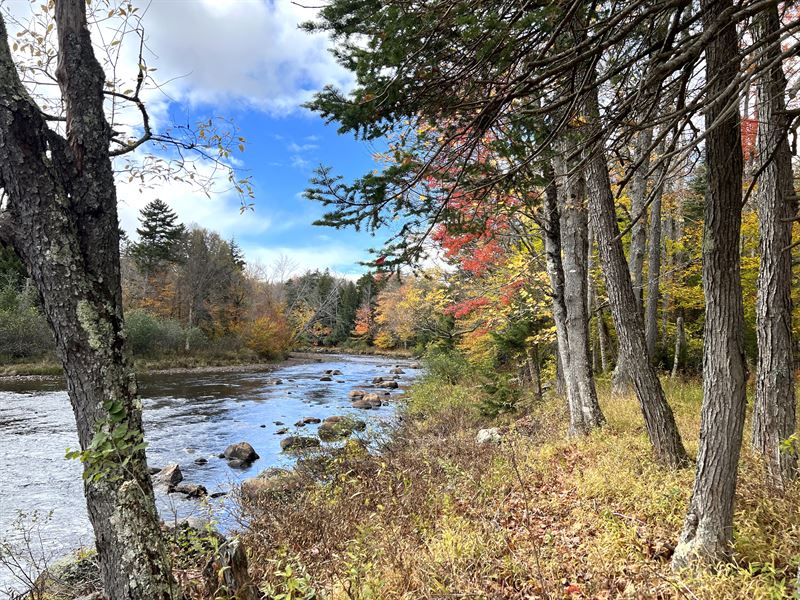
422;348;470;385
124;309;185;356
0;280;53;359
240;315;293;359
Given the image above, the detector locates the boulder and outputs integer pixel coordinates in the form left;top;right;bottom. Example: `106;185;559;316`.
409;362;422;369
148;466;161;475
371;376;386;384
224;442;259;464
280;435;321;452
351;399;373;409
299;416;321;425
320;376;333;382
476;427;502;445
390;367;405;375
228;459;245;469
330;369;343;376
348;389;366;399
173;483;208;499
153;464;183;488
210;491;227;499
275;427;289;435
274;421;284;425
194;457;208;466
363;393;383;407
377;380;399;389
270;379;283;385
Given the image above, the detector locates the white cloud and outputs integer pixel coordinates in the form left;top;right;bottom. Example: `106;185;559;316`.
287;142;319;153
247;244;369;277
115;158;272;241
136;0;353;115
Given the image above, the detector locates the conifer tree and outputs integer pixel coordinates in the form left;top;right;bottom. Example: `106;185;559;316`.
131;199;187;275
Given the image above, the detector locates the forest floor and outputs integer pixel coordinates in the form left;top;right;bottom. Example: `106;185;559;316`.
229;363;800;599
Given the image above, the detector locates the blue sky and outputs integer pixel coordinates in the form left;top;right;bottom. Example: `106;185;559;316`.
107;0;389;279
2;0;390;278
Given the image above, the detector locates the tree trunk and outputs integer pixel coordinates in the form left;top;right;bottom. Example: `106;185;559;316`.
751;2;798;489
645;158;667;359
612;128;653;392
673;0;747;567
553;147;604;433
671;314;684;380
0;4;178;598
598;307;611;374
628;127;652;311
542;165;585;432
581;82;688;468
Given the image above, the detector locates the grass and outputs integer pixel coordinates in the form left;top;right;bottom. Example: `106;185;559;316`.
236;369;800;599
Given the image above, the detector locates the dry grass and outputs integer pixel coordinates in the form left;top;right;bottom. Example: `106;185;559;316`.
236;371;800;599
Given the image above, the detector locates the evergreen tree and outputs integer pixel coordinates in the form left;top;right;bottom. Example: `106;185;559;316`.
131;199;187;275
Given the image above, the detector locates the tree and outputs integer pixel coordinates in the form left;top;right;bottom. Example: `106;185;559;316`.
751;3;797;489
0;2;179;597
673;0;747;567
131;199;187;275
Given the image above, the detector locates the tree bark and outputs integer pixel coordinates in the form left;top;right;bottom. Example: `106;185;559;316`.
645;158;667;359
673;0;747;567
581;82;688;468
628;127;652;311
542;165;590;433
751;2;798;489
0;4;178;598
612;127;653;392
671;314;685;380
553;147;604;433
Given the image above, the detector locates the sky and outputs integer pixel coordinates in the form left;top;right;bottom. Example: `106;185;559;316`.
6;0;388;279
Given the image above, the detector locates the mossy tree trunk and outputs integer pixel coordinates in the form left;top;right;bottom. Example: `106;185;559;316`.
0;2;179;598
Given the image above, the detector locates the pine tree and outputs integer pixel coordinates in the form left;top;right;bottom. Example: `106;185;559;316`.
131;199;187;275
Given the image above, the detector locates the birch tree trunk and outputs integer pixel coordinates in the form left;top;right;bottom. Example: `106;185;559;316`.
581;83;688;468
0;3;178;598
673;0;747;567
751;2;798;489
554;145;604;433
542;166;596;434
671;314;684;379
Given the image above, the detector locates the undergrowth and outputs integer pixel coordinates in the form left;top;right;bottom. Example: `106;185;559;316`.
238;356;800;599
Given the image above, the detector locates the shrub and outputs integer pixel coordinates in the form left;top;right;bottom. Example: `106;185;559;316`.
240;315;293;359
0;305;53;359
124;309;185;356
422;348;470;385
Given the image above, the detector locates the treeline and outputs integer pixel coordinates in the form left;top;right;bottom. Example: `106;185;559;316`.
0;198;433;364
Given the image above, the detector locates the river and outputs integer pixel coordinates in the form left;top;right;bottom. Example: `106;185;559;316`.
0;353;416;592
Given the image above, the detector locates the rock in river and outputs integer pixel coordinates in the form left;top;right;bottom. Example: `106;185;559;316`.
224;441;259;465
348;389;366;399
377;380;399;389
153;464;183;488
173;483;207;499
280;435;321;452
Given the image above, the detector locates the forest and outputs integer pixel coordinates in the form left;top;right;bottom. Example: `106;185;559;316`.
0;0;799;599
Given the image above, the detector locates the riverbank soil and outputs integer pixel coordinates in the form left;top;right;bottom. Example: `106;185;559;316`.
237;372;799;599
0;348;411;380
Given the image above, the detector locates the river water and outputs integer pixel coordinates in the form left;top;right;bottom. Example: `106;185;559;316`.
0;354;416;591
